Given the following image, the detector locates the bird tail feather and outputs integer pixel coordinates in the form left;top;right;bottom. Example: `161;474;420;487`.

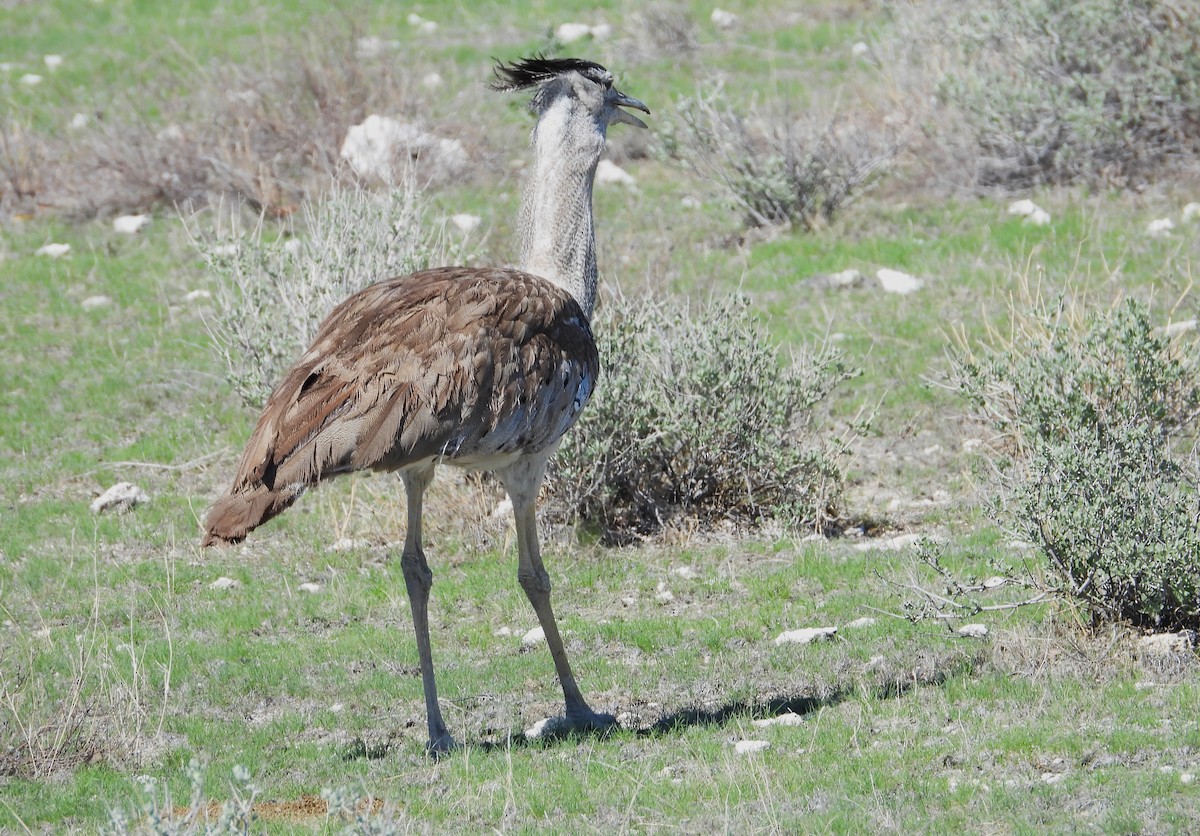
201;484;300;547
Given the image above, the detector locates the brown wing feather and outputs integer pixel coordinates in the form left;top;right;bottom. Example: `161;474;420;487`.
203;266;598;545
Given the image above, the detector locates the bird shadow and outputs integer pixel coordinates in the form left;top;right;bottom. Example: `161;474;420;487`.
468;649;979;753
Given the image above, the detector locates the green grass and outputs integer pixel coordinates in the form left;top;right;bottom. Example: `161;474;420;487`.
4;0;1200;832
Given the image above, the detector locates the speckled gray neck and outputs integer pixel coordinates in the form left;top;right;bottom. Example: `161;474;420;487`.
516;95;606;318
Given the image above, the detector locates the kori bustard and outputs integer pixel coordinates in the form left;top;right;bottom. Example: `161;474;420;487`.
202;56;648;753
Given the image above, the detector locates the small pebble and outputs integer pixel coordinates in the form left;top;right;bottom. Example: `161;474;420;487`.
752;712;804;728
89;481;146;513
81;295;113;311
210;576;241;590
1146;218;1174;238
521;626;545;647
113;214;150;234
596;159;636;187
876;268;923;295
735;740;770;755
774;627;837;646
450;213;481;233
711;8;738;29
36;242;71;258
298;582;321;594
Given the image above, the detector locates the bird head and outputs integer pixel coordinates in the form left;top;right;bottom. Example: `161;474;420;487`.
491;55;650;135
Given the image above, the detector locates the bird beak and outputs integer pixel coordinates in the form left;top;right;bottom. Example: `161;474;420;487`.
611;90;649;129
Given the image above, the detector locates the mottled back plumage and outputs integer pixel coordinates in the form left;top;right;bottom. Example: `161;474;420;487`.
202;268;597;544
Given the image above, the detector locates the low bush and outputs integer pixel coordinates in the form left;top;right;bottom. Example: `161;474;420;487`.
197;181;465;407
677;88;900;230
549;294;862;540
887;0;1200;189
953;288;1200;630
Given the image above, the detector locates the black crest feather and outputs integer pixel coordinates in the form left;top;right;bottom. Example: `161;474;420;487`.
490;54;611;92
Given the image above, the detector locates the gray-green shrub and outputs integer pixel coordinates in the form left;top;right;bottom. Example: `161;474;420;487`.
888;0;1200;189
198;181;465;407
954;294;1200;629
677;89;899;230
549;294;861;540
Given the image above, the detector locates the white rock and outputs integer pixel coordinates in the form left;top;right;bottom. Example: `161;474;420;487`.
1138;631;1194;655
982;576;1007;589
330;702;345;713
590;23;613;40
81;295;113;311
36;242;71;258
524;716;578;739
329;537;366;552
156;124;185;143
184;289;212;303
556;22;593;43
450;213;481;233
671;566;697;579
68;112;89;130
854;533;926;552
492;497;513;519
711;8;739;29
850;41;870;58
655;582;675;603
957;624;989;638
1026;207;1051;226
341;115;422;179
752;712;804;728
113;214;150;234
19;73;42;86
340;115;466;182
298;582;321;594
494;626;512;637
209;576;241;590
596;159;636;187
1008;199;1051;226
1183;773;1196;784
876;268;923;295
1182;202;1200;223
1041;772;1063;784
421;72;444;89
407;13;437;33
844;617;876;629
774;626;837;646
1159;319;1197;338
521;626;546;647
90;482;148;514
355;36;398;58
43;54;63;70
962;438;985;453
1146;218;1174;238
680;196;701;209
1007;199;1040;217
735;739;770;755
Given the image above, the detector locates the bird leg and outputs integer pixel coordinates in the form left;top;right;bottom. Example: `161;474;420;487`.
400;465;456;755
500;456;616;735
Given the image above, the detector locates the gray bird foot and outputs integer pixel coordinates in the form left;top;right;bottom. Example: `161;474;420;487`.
524;710;618;741
426;732;458;758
